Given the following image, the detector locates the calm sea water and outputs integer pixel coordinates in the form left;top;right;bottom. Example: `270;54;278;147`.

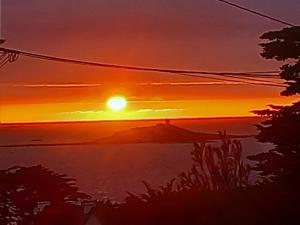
0;118;272;201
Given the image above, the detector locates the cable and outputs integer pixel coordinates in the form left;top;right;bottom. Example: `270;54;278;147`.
173;72;285;87
224;75;284;85
0;50;18;68
0;57;9;68
0;47;285;88
216;0;296;27
179;73;286;88
0;47;280;77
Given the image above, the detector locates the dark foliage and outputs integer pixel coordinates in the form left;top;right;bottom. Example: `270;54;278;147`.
249;102;300;183
94;138;300;225
260;26;300;96
34;203;85;225
96;184;300;225
0;165;89;225
179;136;249;191
254;25;300;182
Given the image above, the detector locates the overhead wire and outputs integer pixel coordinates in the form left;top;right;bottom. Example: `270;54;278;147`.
0;1;295;89
216;0;296;27
0;47;285;88
0;47;278;77
0;48;279;86
178;73;286;88
224;75;284;85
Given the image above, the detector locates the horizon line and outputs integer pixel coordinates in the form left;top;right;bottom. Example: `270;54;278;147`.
0;116;260;126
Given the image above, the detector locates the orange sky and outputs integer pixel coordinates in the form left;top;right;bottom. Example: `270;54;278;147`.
1;0;299;123
1;96;298;123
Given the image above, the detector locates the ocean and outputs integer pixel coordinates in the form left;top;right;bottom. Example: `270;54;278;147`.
0;117;273;201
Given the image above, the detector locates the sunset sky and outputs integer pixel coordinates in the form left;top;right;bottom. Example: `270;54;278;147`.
1;0;299;123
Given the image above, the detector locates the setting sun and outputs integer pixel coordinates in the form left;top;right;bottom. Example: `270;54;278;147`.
106;96;127;111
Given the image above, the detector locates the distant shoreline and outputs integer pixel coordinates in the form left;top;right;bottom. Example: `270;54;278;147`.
0;142;94;148
0;116;260;127
0;121;255;148
0;138;254;148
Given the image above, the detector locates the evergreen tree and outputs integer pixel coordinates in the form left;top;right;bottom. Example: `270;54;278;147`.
249;26;300;182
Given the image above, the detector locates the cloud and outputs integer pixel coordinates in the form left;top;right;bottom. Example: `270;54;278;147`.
1;81;250;89
6;83;103;88
137;108;185;113
61;108;185;115
61;110;105;115
139;82;246;86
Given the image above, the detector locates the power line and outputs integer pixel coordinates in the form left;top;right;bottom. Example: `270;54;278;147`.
0;0;5;44
216;0;296;27
0;47;285;88
0;47;279;77
178;73;285;88
0;49;18;68
225;74;283;85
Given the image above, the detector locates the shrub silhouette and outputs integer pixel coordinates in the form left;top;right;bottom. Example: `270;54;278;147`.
94;137;257;225
178;134;249;191
94;132;300;225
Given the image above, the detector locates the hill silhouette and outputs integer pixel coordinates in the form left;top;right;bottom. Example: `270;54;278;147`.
97;123;251;144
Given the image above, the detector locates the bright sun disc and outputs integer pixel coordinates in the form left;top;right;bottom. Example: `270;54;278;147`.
107;96;127;111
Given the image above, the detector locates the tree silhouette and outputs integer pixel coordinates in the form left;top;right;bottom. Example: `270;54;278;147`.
0;165;89;225
249;102;300;182
249;26;300;183
260;26;300;96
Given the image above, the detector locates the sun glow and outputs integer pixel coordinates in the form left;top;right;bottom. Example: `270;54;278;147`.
106;96;127;111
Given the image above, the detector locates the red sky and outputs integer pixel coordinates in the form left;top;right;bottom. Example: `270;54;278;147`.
1;0;299;123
